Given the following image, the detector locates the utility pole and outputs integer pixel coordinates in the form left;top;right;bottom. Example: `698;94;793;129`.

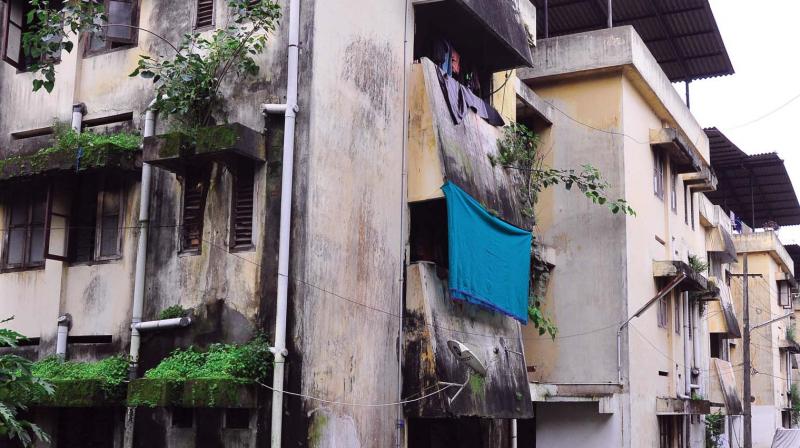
742;252;752;448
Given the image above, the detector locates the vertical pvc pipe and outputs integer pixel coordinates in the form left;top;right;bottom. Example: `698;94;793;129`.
270;0;301;446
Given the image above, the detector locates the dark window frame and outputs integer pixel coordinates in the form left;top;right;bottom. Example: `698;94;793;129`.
93;175;124;261
2;186;47;271
657;296;668;329
653;149;665;200
65;174;125;264
674;293;681;335
2;0;63;71
670;168;678;214
84;0;140;57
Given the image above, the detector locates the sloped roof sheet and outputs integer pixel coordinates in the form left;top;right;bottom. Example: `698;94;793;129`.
705;127;800;227
531;0;734;82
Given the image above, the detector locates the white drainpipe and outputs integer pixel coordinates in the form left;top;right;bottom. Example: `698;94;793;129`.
133;317;192;332
511;419;518;448
56;314;71;360
692;299;702;395
680;292;692;400
71;104;85;131
262;0;300;445
128;99;157;378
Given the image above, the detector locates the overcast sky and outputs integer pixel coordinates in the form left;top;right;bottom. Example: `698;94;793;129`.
675;0;800;243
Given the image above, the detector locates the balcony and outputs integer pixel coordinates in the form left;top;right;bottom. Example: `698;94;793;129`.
706;277;741;339
652;260;710;293
403;262;532;419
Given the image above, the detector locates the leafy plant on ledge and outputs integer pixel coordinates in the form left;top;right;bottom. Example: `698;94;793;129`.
704;411;724;447
492;123;636;339
688;254;709;275
31;355;128;400
158;305;192;320
0;122;141;178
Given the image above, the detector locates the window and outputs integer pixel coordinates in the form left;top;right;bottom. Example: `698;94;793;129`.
195;0;214;28
779;280;792;309
657;296;668;329
230;165;254;250
3;187;46;269
670;170;678;213
181;168;209;253
674;294;681;334
2;0;62;70
658;416;674;448
67;175;124;263
653;150;664;199
86;0;138;54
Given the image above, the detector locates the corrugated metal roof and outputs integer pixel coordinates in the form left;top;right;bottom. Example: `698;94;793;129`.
705;127;800;228
531;0;734;82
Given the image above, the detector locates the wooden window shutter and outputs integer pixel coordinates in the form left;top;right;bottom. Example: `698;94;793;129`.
2;0;26;69
181;170;208;252
106;0;136;44
44;180;73;261
231;165;254;248
68;176;98;262
195;0;214;28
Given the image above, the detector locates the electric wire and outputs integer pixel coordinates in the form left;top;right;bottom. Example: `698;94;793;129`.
254;380;459;408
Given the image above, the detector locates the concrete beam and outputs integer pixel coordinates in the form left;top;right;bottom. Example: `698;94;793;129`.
733;231;794;276
515;78;554;126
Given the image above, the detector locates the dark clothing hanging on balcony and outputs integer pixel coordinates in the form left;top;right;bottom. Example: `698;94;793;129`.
437;69;504;127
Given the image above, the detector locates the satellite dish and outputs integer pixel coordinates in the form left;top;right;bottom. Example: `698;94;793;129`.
447;340;487;376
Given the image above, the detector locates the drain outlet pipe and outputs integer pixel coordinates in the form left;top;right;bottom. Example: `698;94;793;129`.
56;314;72;360
128;99;158;379
262;0;300;444
133;317;192;332
71;104;85;131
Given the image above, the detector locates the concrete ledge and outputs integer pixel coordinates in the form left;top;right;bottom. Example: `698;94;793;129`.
530;383;621;414
656;397;711;415
653;260;709;292
733;231;794;276
518;26;709;163
515;78;554;125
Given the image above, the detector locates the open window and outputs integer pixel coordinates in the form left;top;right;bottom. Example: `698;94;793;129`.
86;0;138;54
2;0;63;70
64;174;124;263
180;167;210;254
230;163;254;250
409;199;448;276
2;185;47;270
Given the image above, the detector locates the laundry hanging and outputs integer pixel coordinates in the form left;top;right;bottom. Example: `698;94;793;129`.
442;181;531;323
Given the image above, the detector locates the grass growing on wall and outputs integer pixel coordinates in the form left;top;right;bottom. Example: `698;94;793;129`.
31;355;128;402
792;384;800;425
144;336;273;383
0;123;141;176
158;305;192;320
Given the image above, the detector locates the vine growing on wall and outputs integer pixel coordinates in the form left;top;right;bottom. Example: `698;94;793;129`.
490;123;636;338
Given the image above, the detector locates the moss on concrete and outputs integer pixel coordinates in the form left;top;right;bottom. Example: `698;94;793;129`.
468;372;486;397
195;125;238;154
307;413;328;448
127;378;183;407
128;378;255;408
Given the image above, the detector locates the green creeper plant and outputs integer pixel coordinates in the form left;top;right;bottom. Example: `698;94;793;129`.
31;355;128;398
492;123;636;339
130;0;281;129
158;305;191;320
704;411;724;447
791;383;800;425
0;318;53;446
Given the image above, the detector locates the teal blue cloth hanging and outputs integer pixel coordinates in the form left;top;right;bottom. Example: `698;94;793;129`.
442;182;531;323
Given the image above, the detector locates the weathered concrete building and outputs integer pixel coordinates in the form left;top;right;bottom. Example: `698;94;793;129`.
515;3;738;445
0;0;541;446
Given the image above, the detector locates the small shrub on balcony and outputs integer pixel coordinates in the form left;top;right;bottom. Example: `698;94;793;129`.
688;254;709;275
31;355;128;402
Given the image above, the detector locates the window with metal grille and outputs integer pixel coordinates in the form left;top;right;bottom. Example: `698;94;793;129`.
231;165;254;249
3;187;46;269
195;0;214;29
181;169;208;253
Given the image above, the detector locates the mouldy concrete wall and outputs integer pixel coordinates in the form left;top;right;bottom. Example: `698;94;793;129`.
286;0;408;445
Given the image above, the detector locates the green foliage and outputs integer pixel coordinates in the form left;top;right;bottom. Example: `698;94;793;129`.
788;325;797;344
491;123;636;218
0;123;141;177
0;319;53;446
528;295;557;340
144;335;273;383
22;0;104;92
529;235;557;339
704;411;724;447
130;0;281;128
791;384;800;425
690;391;703;401
32;355;128;398
688;254;709;274
158;305;191;320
